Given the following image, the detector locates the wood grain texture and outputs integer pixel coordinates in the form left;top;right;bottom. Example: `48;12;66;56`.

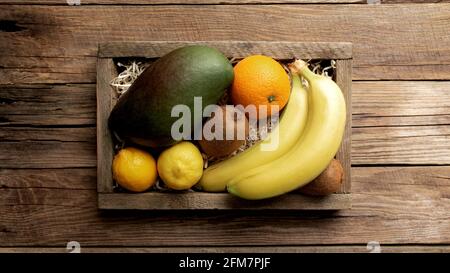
3;0;448;4
383;0;450;3
0;0;365;4
0;56;96;84
2;245;450;253
0;127;96;168
99;41;352;59
353;81;450;127
0;84;96;126
98;192;351;210
0;188;95;207
0;127;93;142
0;166;449;246
96;58;117;193
352;125;450;165
0;168;96;190
335;59;352;192
2;4;450;83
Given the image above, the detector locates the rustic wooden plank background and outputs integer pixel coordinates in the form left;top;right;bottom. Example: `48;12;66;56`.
0;0;449;253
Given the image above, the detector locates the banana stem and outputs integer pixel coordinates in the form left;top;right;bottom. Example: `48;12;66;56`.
288;59;319;83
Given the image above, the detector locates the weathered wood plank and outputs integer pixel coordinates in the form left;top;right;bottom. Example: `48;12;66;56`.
0;166;448;246
3;0;448;4
0;84;96;126
0;0;364;4
352;125;450;165
0;168;96;190
383;0;450;3
0;188;96;207
96;58;116;193
0;56;96;84
353;81;450;127
99;41;352;59
2;245;450;253
2;206;449;246
0;141;96;168
1;166;448;216
98;192;351;210
0;127;96;168
335;59;352;192
346;166;450;220
0;127;94;142
1;5;450;83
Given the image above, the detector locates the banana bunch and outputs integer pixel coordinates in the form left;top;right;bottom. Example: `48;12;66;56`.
199;59;347;200
227;60;346;200
197;73;309;192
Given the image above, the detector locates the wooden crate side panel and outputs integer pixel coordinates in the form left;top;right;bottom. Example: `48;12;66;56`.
99;41;353;60
335;59;352;193
98;192;351;210
96;58;117;193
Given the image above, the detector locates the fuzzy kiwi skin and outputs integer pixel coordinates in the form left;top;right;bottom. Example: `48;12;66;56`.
298;159;344;196
199;105;249;158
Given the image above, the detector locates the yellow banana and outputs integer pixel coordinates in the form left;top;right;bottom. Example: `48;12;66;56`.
197;74;308;192
227;59;346;200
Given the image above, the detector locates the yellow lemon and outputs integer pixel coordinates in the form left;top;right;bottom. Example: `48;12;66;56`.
157;142;203;190
112;147;158;192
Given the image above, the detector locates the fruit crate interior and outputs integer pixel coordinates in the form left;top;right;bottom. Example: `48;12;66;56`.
97;41;352;210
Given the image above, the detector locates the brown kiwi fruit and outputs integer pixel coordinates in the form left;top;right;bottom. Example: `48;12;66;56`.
199;105;249;158
298;159;344;196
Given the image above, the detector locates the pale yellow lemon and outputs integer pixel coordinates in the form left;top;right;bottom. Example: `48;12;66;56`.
157;142;203;190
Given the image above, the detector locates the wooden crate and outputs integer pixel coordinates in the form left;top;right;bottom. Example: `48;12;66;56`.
96;41;352;210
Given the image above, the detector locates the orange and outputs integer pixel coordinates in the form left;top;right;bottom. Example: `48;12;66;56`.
112;147;158;192
231;55;291;119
